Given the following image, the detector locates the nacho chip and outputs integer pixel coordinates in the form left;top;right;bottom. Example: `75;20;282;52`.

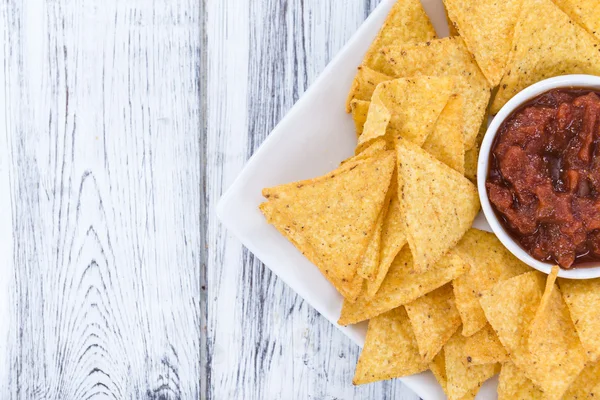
405;283;462;362
357;191;391;280
260;152;394;300
559;277;600;362
526;267;586;398
491;0;600;114
423;94;466;174
444;331;496;400
347;138;388;162
353;307;428;385
498;362;545;400
383;37;491;149
551;0;600;42
463;324;509;366
350;99;371;137
360;0;437;76
396;139;480;273
430;351;479;400
338;247;469;325
453;229;531;336
358;77;454;150
444;2;459;37
443;0;524;86
345;66;392;111
563;361;600;399
464;115;487;183
367;188;406;294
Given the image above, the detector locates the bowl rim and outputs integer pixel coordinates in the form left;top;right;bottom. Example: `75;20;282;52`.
477;74;600;280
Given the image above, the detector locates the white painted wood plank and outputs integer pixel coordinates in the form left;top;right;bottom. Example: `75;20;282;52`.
207;1;420;398
0;1;202;398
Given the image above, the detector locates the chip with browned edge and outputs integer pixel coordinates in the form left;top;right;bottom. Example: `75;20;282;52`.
491;0;600;114
423;94;466;174
498;362;545;400
405;283;462;362
358;77;454;150
453;229;530;336
526;266;586;397
463;324;509;366
260;151;394;300
396;139;479;273
338;247;468;325
353;307;428;385
559;277;600;362
383;37;491;149
443;0;524;86
444;331;496;400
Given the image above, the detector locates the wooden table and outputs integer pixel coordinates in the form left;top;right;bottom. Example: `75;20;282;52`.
0;1;419;398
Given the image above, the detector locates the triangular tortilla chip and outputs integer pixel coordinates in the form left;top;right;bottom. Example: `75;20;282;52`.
498;362;545;400
353;307;428;385
350;99;371;137
443;0;524;86
453;229;530;336
405;283;462;362
430;351;480;400
527;267;586;398
260;151;395;300
345;66;392;112
559;277;600;362
345;0;437;111
563;361;600;399
358;77;454;150
338;247;469;325
366;193;406;297
491;0;600;114
396;139;480;273
464;114;487;183
423;94;466;174
357;190;391;280
383;37;491;149
463;324;509;366
444;331;496;400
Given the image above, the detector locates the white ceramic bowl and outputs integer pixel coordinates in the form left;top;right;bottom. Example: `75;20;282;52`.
478;74;600;280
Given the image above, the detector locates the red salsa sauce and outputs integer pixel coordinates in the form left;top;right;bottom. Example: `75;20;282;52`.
487;88;600;269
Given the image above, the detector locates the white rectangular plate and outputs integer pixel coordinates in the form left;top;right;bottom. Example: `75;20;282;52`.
217;1;496;398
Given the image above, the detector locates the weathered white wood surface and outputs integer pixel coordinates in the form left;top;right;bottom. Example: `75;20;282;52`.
1;0;421;399
207;1;419;399
1;1;204;398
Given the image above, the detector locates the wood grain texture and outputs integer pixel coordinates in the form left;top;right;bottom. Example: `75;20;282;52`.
206;1;420;399
1;1;203;399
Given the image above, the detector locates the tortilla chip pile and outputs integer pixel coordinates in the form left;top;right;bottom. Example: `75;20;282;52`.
260;0;600;398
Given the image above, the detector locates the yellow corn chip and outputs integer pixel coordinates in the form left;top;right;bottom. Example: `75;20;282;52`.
563;361;600;399
396;139;480;273
405;283;462;362
498;362;545;400
443;0;524;86
551;0;600;42
345;66;393;112
358;190;392;280
491;0;600;114
358;77;454;150
526;267;586;398
350;99;371;137
444;2;459;37
338;247;469;325
346;138;388;162
464;115;487;183
383;37;491;149
430;351;479;400
353;307;428;385
260;152;394;300
560;277;600;362
423;94;466;174
367;191;406;297
453;229;531;336
360;0;437;76
444;331;496;400
463;324;509;366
